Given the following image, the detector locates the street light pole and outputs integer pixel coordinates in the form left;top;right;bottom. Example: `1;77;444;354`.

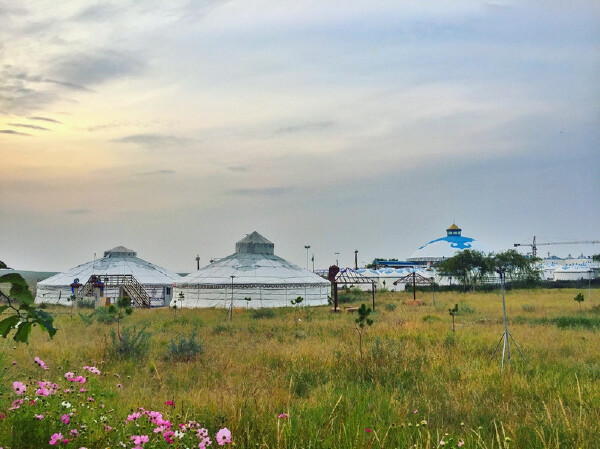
304;245;311;270
335;252;340;266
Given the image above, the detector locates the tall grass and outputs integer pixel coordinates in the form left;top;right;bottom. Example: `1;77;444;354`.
1;288;599;447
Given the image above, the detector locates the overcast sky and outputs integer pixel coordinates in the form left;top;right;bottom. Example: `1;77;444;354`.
1;0;599;272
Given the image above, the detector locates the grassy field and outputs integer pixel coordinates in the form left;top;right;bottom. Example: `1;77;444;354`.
1;288;599;448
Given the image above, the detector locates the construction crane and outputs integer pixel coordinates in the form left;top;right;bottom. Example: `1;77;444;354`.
514;236;600;258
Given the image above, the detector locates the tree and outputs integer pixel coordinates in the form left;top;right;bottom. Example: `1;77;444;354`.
436;250;490;291
291;296;303;328
355;303;374;361
449;304;459;332
593;254;600;263
0;273;57;343
0;260;9;269
489;250;540;283
574;292;584;311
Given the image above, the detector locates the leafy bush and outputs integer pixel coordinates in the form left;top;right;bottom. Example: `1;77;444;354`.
167;329;203;362
95;307;117;324
109;325;151;359
251;308;276;319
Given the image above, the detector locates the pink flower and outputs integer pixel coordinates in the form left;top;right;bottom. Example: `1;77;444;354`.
34;357;49;370
34;414;44;420
365;428;372;433
70;429;79;436
61;414;71;424
36;387;49;397
127;412;141;422
131;435;149;446
458;440;464;447
439;440;446;446
49;433;64;445
163;430;175;444
12;361;17;365
79;388;87;393
88;396;94;402
64;372;75;379
82;366;101;375
278;413;290;419
414;409;418;414
216;427;232;445
13;381;26;394
64;388;72;393
165;400;175;408
9;399;23;410
116;383;123;388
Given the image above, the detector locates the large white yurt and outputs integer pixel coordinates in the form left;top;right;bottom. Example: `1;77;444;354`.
408;223;493;266
553;265;594;281
35;246;181;307
174;232;330;308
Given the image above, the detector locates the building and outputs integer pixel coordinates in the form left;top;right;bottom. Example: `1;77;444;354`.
407;223;493;266
35;246;181;307
174;232;330;308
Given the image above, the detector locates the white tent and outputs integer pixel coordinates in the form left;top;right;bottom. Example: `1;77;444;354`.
35;246;181;307
174;232;330;308
553;265;594;281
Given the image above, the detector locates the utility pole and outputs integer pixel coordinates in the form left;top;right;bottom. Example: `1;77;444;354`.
195;255;200;270
334;252;340;266
354;250;358;270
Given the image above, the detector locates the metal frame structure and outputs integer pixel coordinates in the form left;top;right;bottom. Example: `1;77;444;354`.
332;268;377;312
393;272;435;303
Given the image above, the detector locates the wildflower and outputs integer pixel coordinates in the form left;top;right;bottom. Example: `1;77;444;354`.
131;435;149;446
61;414;71;424
65;388;72;393
9;399;23;410
414;409;418;414
278;413;290;419
88;397;94;402
439;440;445;446
127;413;142;422
216;427;232;445
80;388;87;393
13;381;26;394
61;401;72;409
164;430;175;444
365;428;372;433
34;357;49;370
70;429;80;436
420;420;428;426
13;361;17;365
34;414;44;420
458;440;464;447
165;400;175;407
65;372;75;379
116;383;123;388
83;366;101;375
49;433;64;445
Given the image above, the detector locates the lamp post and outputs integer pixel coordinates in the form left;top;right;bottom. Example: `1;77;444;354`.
354;250;358;270
196;255;200;270
311;253;315;272
304;245;311;270
334;252;340;266
229;275;235;321
589;268;593;301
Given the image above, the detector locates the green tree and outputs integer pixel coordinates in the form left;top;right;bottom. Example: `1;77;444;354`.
489;250;540;283
355;303;374;361
0;273;57;343
593;254;600;263
0;260;8;269
449;304;459;332
574;292;584;311
437;249;490;291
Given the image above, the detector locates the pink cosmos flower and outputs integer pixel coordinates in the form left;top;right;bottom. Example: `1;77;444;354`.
88;396;94;402
163;430;175;444
116;383;123;388
12;361;17;365
79;388;87;393
127;412;141;422
414;409;418;414
49;433;64;445
34;414;44;420
70;429;79;436
36;387;49;397
82;366;101;375
131;435;149;446
439;440;446;446
64;388;72;393
216;427;232;445
458;440;464;447
61;414;71;424
64;372;75;379
278;413;290;419
34;357;49;370
9;399;23;410
13;381;26;394
165;400;175;408
365;428;372;433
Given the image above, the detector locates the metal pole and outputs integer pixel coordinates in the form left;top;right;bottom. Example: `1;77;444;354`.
312;253;314;272
413;272;416;301
372;282;375;311
196;255;200;270
355;250;358;270
500;268;511;367
335;252;340;266
229;275;235;321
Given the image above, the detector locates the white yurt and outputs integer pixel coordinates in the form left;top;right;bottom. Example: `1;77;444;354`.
408;223;493;266
553;265;594;281
174;232;330;308
35;246;181;307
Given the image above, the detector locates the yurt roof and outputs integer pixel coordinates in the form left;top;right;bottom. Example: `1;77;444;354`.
408;224;492;262
178;232;330;287
38;247;181;287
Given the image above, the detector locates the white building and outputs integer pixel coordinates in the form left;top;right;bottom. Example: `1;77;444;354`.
174;232;330;308
35;246;180;307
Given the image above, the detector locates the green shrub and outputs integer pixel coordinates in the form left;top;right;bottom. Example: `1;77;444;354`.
251;308;276;319
422;314;442;322
384;303;397;311
109;325;151;359
95;307;117;324
167;328;203;361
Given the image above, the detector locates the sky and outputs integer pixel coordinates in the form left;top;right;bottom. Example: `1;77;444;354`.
1;0;599;272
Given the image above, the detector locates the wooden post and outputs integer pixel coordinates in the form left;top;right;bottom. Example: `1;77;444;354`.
334;282;338;312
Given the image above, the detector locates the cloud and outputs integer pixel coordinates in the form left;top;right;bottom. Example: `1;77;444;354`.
62;209;91;215
0;129;30;136
51;50;145;86
227;187;293;197
112;134;191;148
135;170;176;176
275;120;335;135
28;116;62;124
8;123;49;131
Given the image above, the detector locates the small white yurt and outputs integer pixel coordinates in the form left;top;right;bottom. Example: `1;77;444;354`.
174;232;330;308
35;246;181;307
